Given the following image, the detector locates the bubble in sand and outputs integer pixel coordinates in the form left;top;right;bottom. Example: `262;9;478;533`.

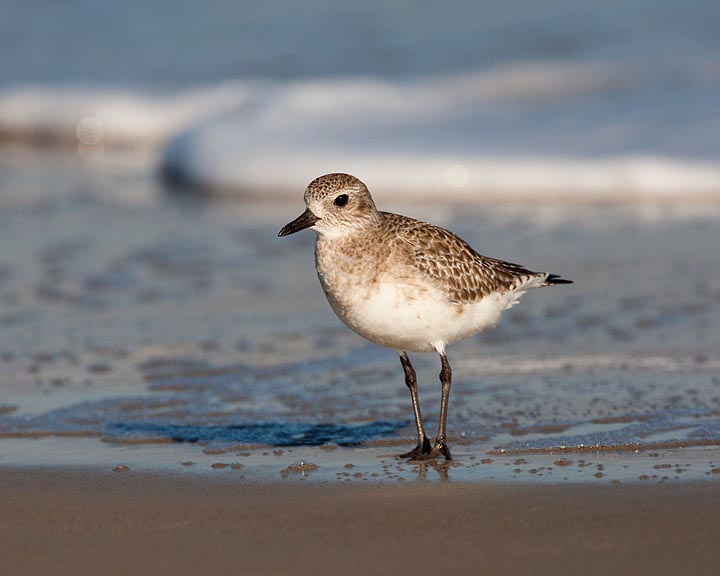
281;461;319;477
113;465;130;473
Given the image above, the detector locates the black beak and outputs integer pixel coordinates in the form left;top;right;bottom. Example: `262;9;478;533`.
278;208;320;237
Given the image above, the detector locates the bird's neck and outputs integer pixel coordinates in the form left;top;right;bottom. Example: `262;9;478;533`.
314;211;382;241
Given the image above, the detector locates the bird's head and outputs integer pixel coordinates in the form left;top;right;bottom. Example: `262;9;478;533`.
278;173;380;239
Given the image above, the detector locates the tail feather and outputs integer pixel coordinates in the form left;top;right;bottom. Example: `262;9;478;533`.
544;273;573;285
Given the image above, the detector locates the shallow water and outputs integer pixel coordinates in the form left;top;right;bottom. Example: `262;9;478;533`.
0;152;719;482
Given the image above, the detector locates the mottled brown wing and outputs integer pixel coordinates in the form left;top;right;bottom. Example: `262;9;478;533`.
384;213;536;303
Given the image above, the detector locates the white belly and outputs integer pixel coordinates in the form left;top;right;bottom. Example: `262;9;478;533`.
322;275;509;353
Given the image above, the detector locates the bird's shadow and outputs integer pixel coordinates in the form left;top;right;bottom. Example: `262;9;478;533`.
107;420;408;447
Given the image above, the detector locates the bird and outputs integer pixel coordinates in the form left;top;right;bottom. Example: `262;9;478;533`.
278;173;572;460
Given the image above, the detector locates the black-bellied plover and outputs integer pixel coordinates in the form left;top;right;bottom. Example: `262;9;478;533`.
278;173;572;460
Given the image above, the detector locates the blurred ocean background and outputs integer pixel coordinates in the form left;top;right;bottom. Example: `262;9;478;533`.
1;0;719;198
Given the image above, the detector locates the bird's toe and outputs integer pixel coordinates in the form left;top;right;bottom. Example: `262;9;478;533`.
398;438;432;460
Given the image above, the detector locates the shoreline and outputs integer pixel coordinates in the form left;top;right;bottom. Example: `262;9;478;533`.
2;466;719;576
3;437;720;484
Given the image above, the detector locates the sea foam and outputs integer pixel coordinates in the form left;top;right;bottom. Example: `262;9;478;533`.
2;62;719;200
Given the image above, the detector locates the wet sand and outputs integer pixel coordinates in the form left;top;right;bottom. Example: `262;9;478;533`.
1;467;719;576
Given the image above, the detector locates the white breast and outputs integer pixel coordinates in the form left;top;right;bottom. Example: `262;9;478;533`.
319;266;514;353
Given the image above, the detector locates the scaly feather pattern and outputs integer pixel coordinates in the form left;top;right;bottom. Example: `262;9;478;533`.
380;212;542;303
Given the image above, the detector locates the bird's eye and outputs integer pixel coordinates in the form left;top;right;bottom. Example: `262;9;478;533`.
333;194;349;207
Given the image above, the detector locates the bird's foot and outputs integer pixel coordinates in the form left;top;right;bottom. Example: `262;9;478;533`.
407;441;452;462
398;437;432;460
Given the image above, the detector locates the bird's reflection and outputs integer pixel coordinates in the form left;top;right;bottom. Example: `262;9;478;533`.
411;458;455;481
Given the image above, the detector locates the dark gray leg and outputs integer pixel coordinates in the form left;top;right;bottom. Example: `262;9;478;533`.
397;352;432;459
433;353;453;459
416;352;453;460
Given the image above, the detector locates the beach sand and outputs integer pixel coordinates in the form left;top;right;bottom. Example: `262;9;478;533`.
2;467;719;576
